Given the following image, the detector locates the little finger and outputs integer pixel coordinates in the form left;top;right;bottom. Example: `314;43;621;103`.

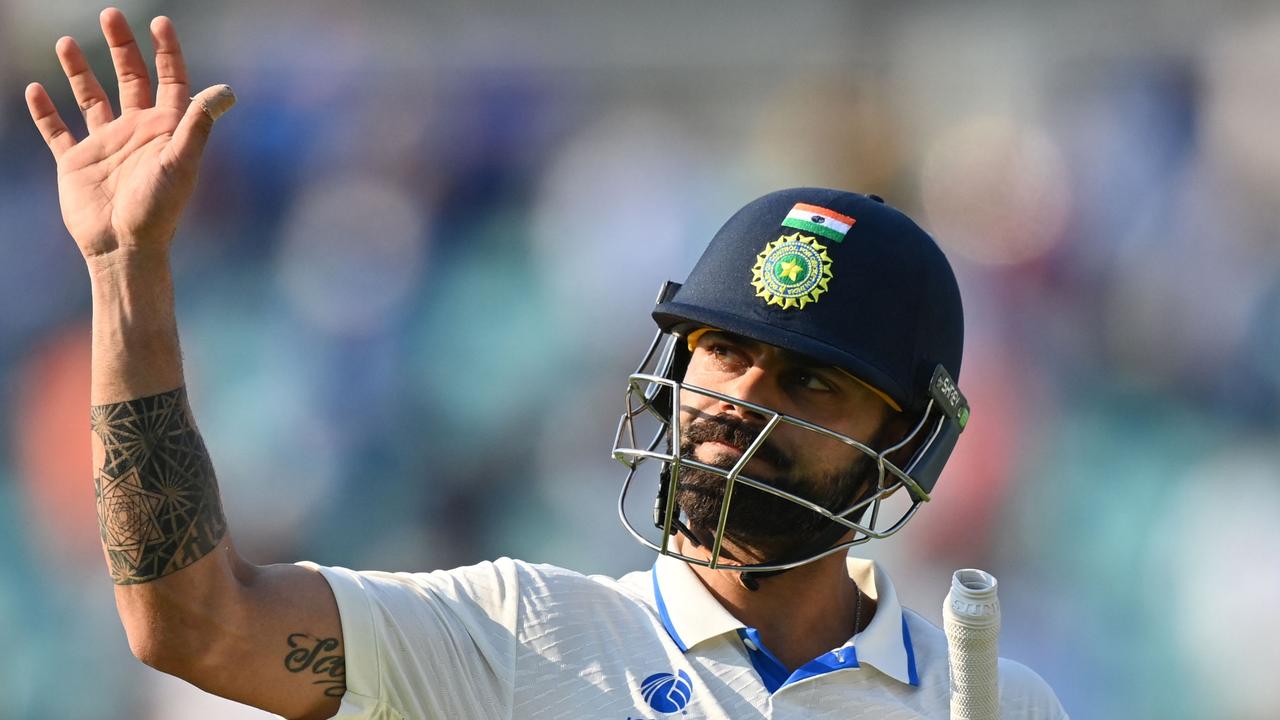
25;82;77;159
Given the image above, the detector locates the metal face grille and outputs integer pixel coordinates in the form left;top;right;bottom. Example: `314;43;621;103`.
612;330;945;573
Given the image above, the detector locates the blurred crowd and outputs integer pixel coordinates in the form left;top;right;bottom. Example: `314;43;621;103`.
2;0;1278;717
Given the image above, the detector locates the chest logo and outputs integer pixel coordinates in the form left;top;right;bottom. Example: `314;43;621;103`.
750;233;833;310
641;670;693;713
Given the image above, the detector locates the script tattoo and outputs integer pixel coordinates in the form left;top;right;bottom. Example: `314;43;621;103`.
285;633;347;697
91;388;227;585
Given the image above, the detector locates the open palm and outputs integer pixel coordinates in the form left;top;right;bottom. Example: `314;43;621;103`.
25;8;233;262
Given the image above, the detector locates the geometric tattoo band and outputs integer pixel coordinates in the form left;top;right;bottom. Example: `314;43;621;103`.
91;387;227;585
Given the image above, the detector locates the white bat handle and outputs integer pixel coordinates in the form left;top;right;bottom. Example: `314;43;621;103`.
944;568;1001;720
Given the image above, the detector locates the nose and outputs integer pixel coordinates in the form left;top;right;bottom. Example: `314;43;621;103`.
713;367;779;423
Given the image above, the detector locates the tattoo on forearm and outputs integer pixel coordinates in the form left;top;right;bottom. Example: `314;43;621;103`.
91;387;227;585
285;633;347;697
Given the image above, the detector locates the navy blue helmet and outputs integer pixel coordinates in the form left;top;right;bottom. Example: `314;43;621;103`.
613;188;970;573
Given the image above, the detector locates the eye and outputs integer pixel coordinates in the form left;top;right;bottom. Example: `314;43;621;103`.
689;332;753;375
707;342;744;367
792;369;835;393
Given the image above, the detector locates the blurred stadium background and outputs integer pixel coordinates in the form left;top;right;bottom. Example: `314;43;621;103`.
3;0;1279;717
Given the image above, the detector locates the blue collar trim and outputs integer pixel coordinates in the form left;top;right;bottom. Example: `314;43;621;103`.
652;564;689;652
901;615;919;686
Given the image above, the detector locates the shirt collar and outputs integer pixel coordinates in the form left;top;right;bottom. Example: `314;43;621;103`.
651;553;919;686
844;555;920;686
651;552;744;651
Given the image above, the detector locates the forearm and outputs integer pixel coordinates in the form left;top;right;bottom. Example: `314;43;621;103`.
88;252;238;634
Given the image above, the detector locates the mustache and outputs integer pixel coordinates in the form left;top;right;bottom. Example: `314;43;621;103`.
680;415;793;471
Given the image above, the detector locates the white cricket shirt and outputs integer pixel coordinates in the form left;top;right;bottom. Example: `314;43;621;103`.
301;555;1066;719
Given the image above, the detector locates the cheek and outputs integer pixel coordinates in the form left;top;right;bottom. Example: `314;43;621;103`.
680;369;717;393
787;428;870;473
824;409;889;449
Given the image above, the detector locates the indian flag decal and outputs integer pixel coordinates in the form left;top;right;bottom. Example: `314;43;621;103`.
781;203;855;242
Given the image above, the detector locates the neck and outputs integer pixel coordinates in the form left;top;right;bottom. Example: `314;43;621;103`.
676;535;874;672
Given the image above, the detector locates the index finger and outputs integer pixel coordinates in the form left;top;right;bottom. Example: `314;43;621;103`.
149;16;189;109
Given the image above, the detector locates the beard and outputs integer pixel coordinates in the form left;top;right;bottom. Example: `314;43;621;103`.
672;414;884;564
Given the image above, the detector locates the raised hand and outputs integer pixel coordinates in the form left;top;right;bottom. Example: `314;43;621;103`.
25;8;234;265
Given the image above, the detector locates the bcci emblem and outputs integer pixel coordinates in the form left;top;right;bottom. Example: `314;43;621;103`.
750;233;833;310
640;670;693;714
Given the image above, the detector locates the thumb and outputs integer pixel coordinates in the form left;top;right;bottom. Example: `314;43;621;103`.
171;84;236;167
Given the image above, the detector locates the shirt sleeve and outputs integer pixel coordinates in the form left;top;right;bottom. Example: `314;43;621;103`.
298;558;521;720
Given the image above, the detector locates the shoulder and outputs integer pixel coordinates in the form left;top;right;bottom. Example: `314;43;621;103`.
419;561;665;657
901;609;1067;718
303;557;649;610
507;561;657;622
301;557;522;608
302;557;663;658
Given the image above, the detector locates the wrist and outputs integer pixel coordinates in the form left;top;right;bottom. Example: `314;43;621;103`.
86;247;172;282
87;246;177;331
